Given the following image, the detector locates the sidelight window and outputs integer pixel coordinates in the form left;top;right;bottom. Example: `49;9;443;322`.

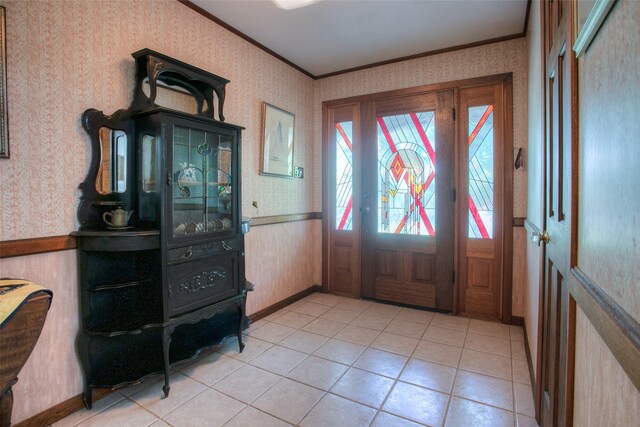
467;105;494;239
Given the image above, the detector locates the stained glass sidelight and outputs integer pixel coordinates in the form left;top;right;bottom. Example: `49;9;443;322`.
377;112;436;236
468;105;494;239
335;121;353;231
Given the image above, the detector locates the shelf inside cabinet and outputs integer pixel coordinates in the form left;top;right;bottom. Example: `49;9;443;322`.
84;329;164;388
175;181;230;186
90;278;152;292
84;280;162;333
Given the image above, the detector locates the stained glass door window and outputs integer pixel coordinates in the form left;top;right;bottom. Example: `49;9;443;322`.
335;121;353;231
377;112;436;236
467;105;494;239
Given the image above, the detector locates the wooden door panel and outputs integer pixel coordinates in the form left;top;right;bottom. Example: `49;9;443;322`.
372;281;436;307
542;259;561;425
375;250;399;280
331;243;356;295
372;249;437;306
468;258;493;289
412;253;436;284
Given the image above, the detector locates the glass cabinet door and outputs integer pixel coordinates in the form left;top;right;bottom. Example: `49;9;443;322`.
171;124;234;238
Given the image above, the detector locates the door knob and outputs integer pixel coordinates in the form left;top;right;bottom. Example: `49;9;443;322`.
360;206;371;214
530;230;550;246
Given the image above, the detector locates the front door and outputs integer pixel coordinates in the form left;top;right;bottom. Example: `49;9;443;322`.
539;0;576;425
324;76;513;316
360;92;455;310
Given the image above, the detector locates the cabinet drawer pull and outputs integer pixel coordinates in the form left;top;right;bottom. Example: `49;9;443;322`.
180;246;193;260
222;241;232;251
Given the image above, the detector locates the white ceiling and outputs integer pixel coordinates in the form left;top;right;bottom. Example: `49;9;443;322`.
190;0;528;77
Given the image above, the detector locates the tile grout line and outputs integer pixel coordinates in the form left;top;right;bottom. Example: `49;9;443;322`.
335;299;405;425
73;294;533;427
440;319;470;426
62;392;127;427
368;312;434;426
252;303;397;424
157;389;202;426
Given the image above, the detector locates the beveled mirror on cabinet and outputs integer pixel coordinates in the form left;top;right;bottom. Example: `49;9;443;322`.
142;78;201;116
96;127;127;194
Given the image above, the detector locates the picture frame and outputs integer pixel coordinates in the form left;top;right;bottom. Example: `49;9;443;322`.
573;0;617;58
260;102;295;178
0;6;8;159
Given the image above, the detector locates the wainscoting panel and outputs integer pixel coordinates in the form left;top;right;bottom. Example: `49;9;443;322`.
244;219;322;315
573;306;640;426
0;251;82;424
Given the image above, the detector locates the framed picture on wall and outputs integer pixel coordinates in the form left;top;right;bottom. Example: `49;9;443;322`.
260;102;295;178
0;6;8;159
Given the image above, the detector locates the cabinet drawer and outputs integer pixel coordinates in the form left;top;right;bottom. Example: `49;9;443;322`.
166;252;238;317
167;238;240;265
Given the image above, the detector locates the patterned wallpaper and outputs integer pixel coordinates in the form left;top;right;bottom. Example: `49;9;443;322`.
0;0;529;242
314;38;529;217
0;0;316;241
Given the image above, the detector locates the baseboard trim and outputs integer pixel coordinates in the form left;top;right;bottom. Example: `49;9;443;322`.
522;318;536;398
249;285;322;322
511;316;536;398
13;389;112;427
511;315;525;327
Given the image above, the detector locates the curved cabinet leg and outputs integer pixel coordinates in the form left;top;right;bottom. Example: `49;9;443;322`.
83;383;93;410
161;328;172;398
237;300;245;353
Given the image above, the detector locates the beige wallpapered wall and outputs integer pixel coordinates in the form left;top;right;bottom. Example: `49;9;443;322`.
0;0;317;242
0;251;82;423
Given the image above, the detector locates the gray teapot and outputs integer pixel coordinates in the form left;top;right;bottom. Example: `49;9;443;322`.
103;207;134;228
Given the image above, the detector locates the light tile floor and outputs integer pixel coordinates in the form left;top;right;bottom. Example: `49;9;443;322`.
54;293;539;427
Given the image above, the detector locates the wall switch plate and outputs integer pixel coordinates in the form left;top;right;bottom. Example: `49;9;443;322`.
294;166;304;178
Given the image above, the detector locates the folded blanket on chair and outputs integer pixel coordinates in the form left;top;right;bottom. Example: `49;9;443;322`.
0;279;53;328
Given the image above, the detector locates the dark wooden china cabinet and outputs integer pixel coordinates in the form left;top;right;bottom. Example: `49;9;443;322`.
72;49;251;408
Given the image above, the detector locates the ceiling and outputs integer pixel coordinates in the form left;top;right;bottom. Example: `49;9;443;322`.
188;0;529;78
